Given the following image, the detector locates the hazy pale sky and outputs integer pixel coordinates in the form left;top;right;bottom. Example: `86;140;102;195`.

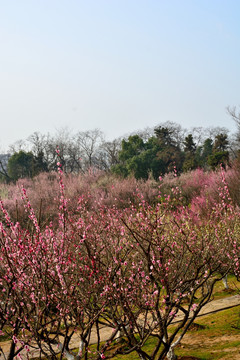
0;0;240;151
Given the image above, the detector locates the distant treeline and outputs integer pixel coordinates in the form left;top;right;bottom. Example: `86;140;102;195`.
1;107;240;182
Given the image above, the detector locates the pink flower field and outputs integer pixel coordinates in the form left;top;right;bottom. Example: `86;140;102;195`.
0;163;240;360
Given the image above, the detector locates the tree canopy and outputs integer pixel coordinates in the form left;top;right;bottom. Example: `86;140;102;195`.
0;122;236;182
7;150;48;181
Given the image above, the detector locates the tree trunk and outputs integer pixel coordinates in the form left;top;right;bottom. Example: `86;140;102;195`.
166;346;177;360
7;341;16;360
138;353;148;360
222;275;229;290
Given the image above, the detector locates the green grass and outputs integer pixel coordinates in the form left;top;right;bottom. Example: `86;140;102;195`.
210;274;239;300
108;305;240;360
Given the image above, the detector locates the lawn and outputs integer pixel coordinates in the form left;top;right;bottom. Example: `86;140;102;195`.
110;305;240;360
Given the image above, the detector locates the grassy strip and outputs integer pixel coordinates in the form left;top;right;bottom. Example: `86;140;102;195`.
111;305;240;360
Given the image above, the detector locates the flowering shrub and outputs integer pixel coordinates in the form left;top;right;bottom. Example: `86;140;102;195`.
159;165;240;216
0;164;240;360
0;172;159;230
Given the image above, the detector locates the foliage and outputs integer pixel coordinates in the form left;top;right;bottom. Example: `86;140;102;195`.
208;133;230;170
208;151;230;170
111;135;160;179
154;126;184;174
182;134;197;172
3;122;237;184
7;150;48;181
195;138;213;169
112;127;184;180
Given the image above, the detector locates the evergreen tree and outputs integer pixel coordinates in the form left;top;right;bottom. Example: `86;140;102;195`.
208;133;229;169
7;150;48;181
154;126;184;173
183;134;197;171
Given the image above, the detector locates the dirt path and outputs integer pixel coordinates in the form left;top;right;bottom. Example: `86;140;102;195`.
1;295;240;359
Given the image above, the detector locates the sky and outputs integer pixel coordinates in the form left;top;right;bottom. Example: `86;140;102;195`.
0;0;240;152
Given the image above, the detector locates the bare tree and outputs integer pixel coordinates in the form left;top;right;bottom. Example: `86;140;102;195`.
98;138;122;170
0;154;11;182
226;105;240;127
191;126;229;147
8;139;29;154
227;105;240;147
75;129;105;170
134;127;155;142
27;132;48;157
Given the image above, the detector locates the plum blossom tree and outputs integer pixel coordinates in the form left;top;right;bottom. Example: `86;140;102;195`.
102;182;240;360
0;162;239;360
0;161;132;360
